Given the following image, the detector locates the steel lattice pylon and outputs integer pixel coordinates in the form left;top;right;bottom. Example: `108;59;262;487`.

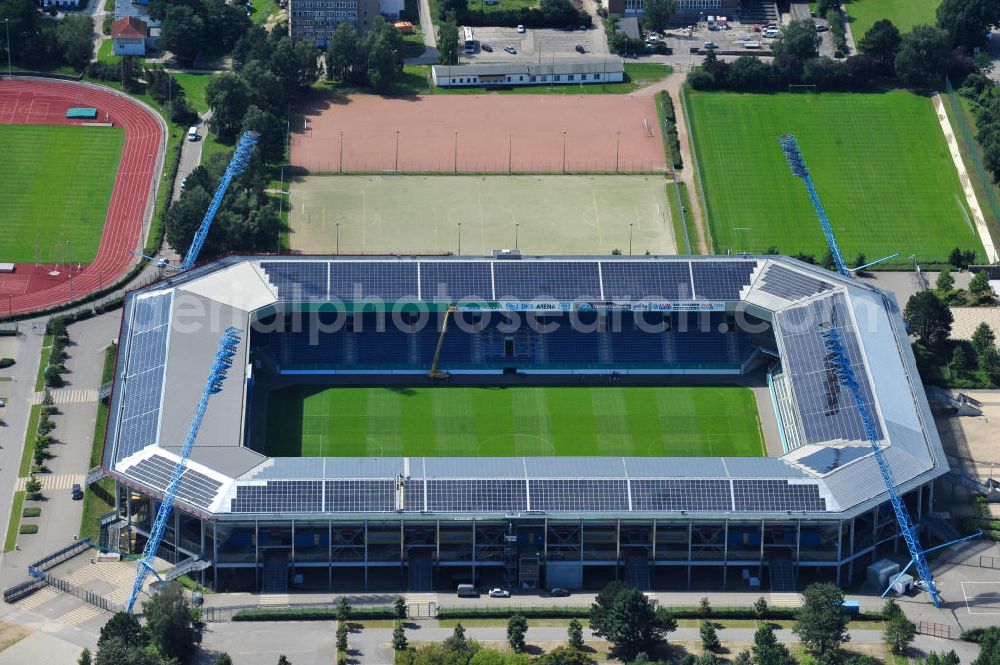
180;131;260;270
779;135;850;277
124;327;242;613
818;323;942;606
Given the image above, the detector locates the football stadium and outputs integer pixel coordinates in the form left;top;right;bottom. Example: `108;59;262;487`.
100;255;948;594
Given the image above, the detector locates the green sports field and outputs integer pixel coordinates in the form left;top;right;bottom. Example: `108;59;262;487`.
264;385;765;458
0;125;124;264
687;90;982;266
845;0;941;44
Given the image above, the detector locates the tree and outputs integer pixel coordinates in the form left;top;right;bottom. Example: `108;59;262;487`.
142;582;195;664
732;651;752;665
56;15;94;70
695;655;723;665
952;345;971;372
979;345;1000;380
166;186;212;259
641;0;676;33
160;4;205;66
752;624;795;665
277;656;291;665
336;621;348;652
971;627;1000;665
923;652;961;665
99;612;144;649
367;33;399;91
537;646;594;665
213;655;233;665
327;22;364;83
438;17;460;66
698;596;712;617
589;582;676;662
843;658;883;665
394;596;407;619
936;269;955;293
205;73;251;141
936;0;1000;49
792;583;850;656
241;105;285;162
858;19;901;70
903;291;953;348
568;618;585;650
699;620;720;653
881;599;916;655
78;648;92;665
753;597;768;621
392;619;408;651
444;622;469;653
336;596;352;621
773;20;820;61
241;60;287;117
972;322;997;357
25;475;42;500
507;613;528;652
969;271;992;299
894;25;951;87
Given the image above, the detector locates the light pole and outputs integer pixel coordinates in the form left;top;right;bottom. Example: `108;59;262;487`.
508;132;512;174
615;129;621;173
394;129;400;172
629;223;634;256
336;222;340;254
6;294;11;318
454;130;458;174
562;130;567;174
339;131;344;173
457;222;462;255
3;19;10;77
515;223;519;250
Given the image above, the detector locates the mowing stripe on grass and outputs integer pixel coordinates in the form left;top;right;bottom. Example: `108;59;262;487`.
687;90;983;266
265;385;764;458
3;492;25;553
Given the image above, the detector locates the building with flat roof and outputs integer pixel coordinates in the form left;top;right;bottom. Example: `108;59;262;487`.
100;255;949;594
289;0;380;46
432;59;624;88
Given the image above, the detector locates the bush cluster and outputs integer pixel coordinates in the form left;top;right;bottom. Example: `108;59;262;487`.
439;0;590;29
827;9;848;57
0;358;14;368
656;91;683;170
232;606;397;621
43;320;71;389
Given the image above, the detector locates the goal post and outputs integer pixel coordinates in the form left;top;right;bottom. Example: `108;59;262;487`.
788;84;817;93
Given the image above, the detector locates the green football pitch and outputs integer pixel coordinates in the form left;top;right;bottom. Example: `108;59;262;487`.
0;125;124;264
687;90;982;267
263;385;766;458
845;0;941;45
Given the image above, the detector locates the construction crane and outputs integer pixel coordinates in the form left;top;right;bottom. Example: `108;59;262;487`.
125;327;242;613
131;130;260;272
819;323;981;607
428;305;456;380
779;135;898;275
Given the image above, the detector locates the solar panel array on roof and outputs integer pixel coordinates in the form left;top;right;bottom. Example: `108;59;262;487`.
630;479;731;511
601;261;693;300
778;294;881;444
692;261;756;299
427;480;527;512
529;479;629;511
330;262;418;301
260;262;327;300
420;262;493;301
732;480;826;511
231;481;323;513
327;480;396;512
758;264;833;302
797;446;871;474
117;293;173;461
494;262;601;300
128;454;222;509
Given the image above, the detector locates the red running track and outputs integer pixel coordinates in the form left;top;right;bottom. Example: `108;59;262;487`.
0;79;164;317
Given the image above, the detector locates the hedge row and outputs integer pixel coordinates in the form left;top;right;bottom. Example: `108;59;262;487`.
233;606;397;621
656;91;683;170
827;9;848;57
437;604;884;622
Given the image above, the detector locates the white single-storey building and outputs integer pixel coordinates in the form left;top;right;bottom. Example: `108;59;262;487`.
432;58;625;88
111;16;148;57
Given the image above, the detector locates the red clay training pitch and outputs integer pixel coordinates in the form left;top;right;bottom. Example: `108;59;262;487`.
0;79;163;317
290;94;667;174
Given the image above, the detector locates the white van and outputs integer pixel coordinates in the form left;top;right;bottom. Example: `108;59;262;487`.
706;15;717;30
187;126;199;141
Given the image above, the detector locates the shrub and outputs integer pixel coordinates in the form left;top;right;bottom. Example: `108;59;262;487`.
22;507;41;518
232;606;396;621
19;524;38;534
0;358;14;368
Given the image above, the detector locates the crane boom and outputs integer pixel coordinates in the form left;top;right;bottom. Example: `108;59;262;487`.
125;327;242;612
180;131;260;270
779;135;850;277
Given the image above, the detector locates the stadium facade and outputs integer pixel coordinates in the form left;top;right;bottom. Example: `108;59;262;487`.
101;255;948;593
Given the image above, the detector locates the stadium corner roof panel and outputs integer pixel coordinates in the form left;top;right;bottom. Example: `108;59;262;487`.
103;255;947;520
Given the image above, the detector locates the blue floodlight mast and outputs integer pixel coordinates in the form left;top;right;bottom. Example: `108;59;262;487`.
818;323;942;605
124;327;242;613
779;135;850;277
180;131;260;271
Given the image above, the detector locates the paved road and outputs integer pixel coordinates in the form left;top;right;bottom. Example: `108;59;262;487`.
174;121;206;202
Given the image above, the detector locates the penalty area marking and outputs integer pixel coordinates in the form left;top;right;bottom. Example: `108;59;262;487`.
960;581;1000;615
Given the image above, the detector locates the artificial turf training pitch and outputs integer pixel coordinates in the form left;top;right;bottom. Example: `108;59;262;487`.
687;90;982;266
0;125;124;264
264;385;766;458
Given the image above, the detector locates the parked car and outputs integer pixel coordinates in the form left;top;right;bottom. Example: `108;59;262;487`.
71;484;83;501
489;588;511;598
815;23;829;32
549;588;570;597
457;584;479;597
762;28;779;39
481;43;493;52
703;41;719;50
516;24;526;33
575;44;585;53
504;45;517;54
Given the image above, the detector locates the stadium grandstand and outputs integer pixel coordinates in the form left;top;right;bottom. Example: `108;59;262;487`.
100;255;948;594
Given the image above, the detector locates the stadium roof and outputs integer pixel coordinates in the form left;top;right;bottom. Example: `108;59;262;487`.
103;255;947;521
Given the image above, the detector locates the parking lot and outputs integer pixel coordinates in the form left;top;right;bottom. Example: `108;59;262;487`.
461;25;608;62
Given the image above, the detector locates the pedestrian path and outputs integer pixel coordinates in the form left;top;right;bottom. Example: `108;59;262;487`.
31;389;98;405
15;474;85;491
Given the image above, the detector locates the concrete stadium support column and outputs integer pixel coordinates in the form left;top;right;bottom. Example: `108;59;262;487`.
835;522;843;586
364;521;369;591
722;521;729;590
687;522;693;590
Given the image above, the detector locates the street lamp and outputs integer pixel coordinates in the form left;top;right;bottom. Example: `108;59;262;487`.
515;223;519;250
629;223;634;256
3;19;10;77
336;222;340;254
457;222;462;255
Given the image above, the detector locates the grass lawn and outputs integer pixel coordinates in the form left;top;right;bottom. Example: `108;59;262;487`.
173;72;214;114
264;385;765;458
686;90;982;267
34;335;52;392
18;405;41;478
3;492;25;553
473;0;537;12
845;0;941;44
80;343;117;543
666;180;694;255
250;0;277;26
0;126;124;264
